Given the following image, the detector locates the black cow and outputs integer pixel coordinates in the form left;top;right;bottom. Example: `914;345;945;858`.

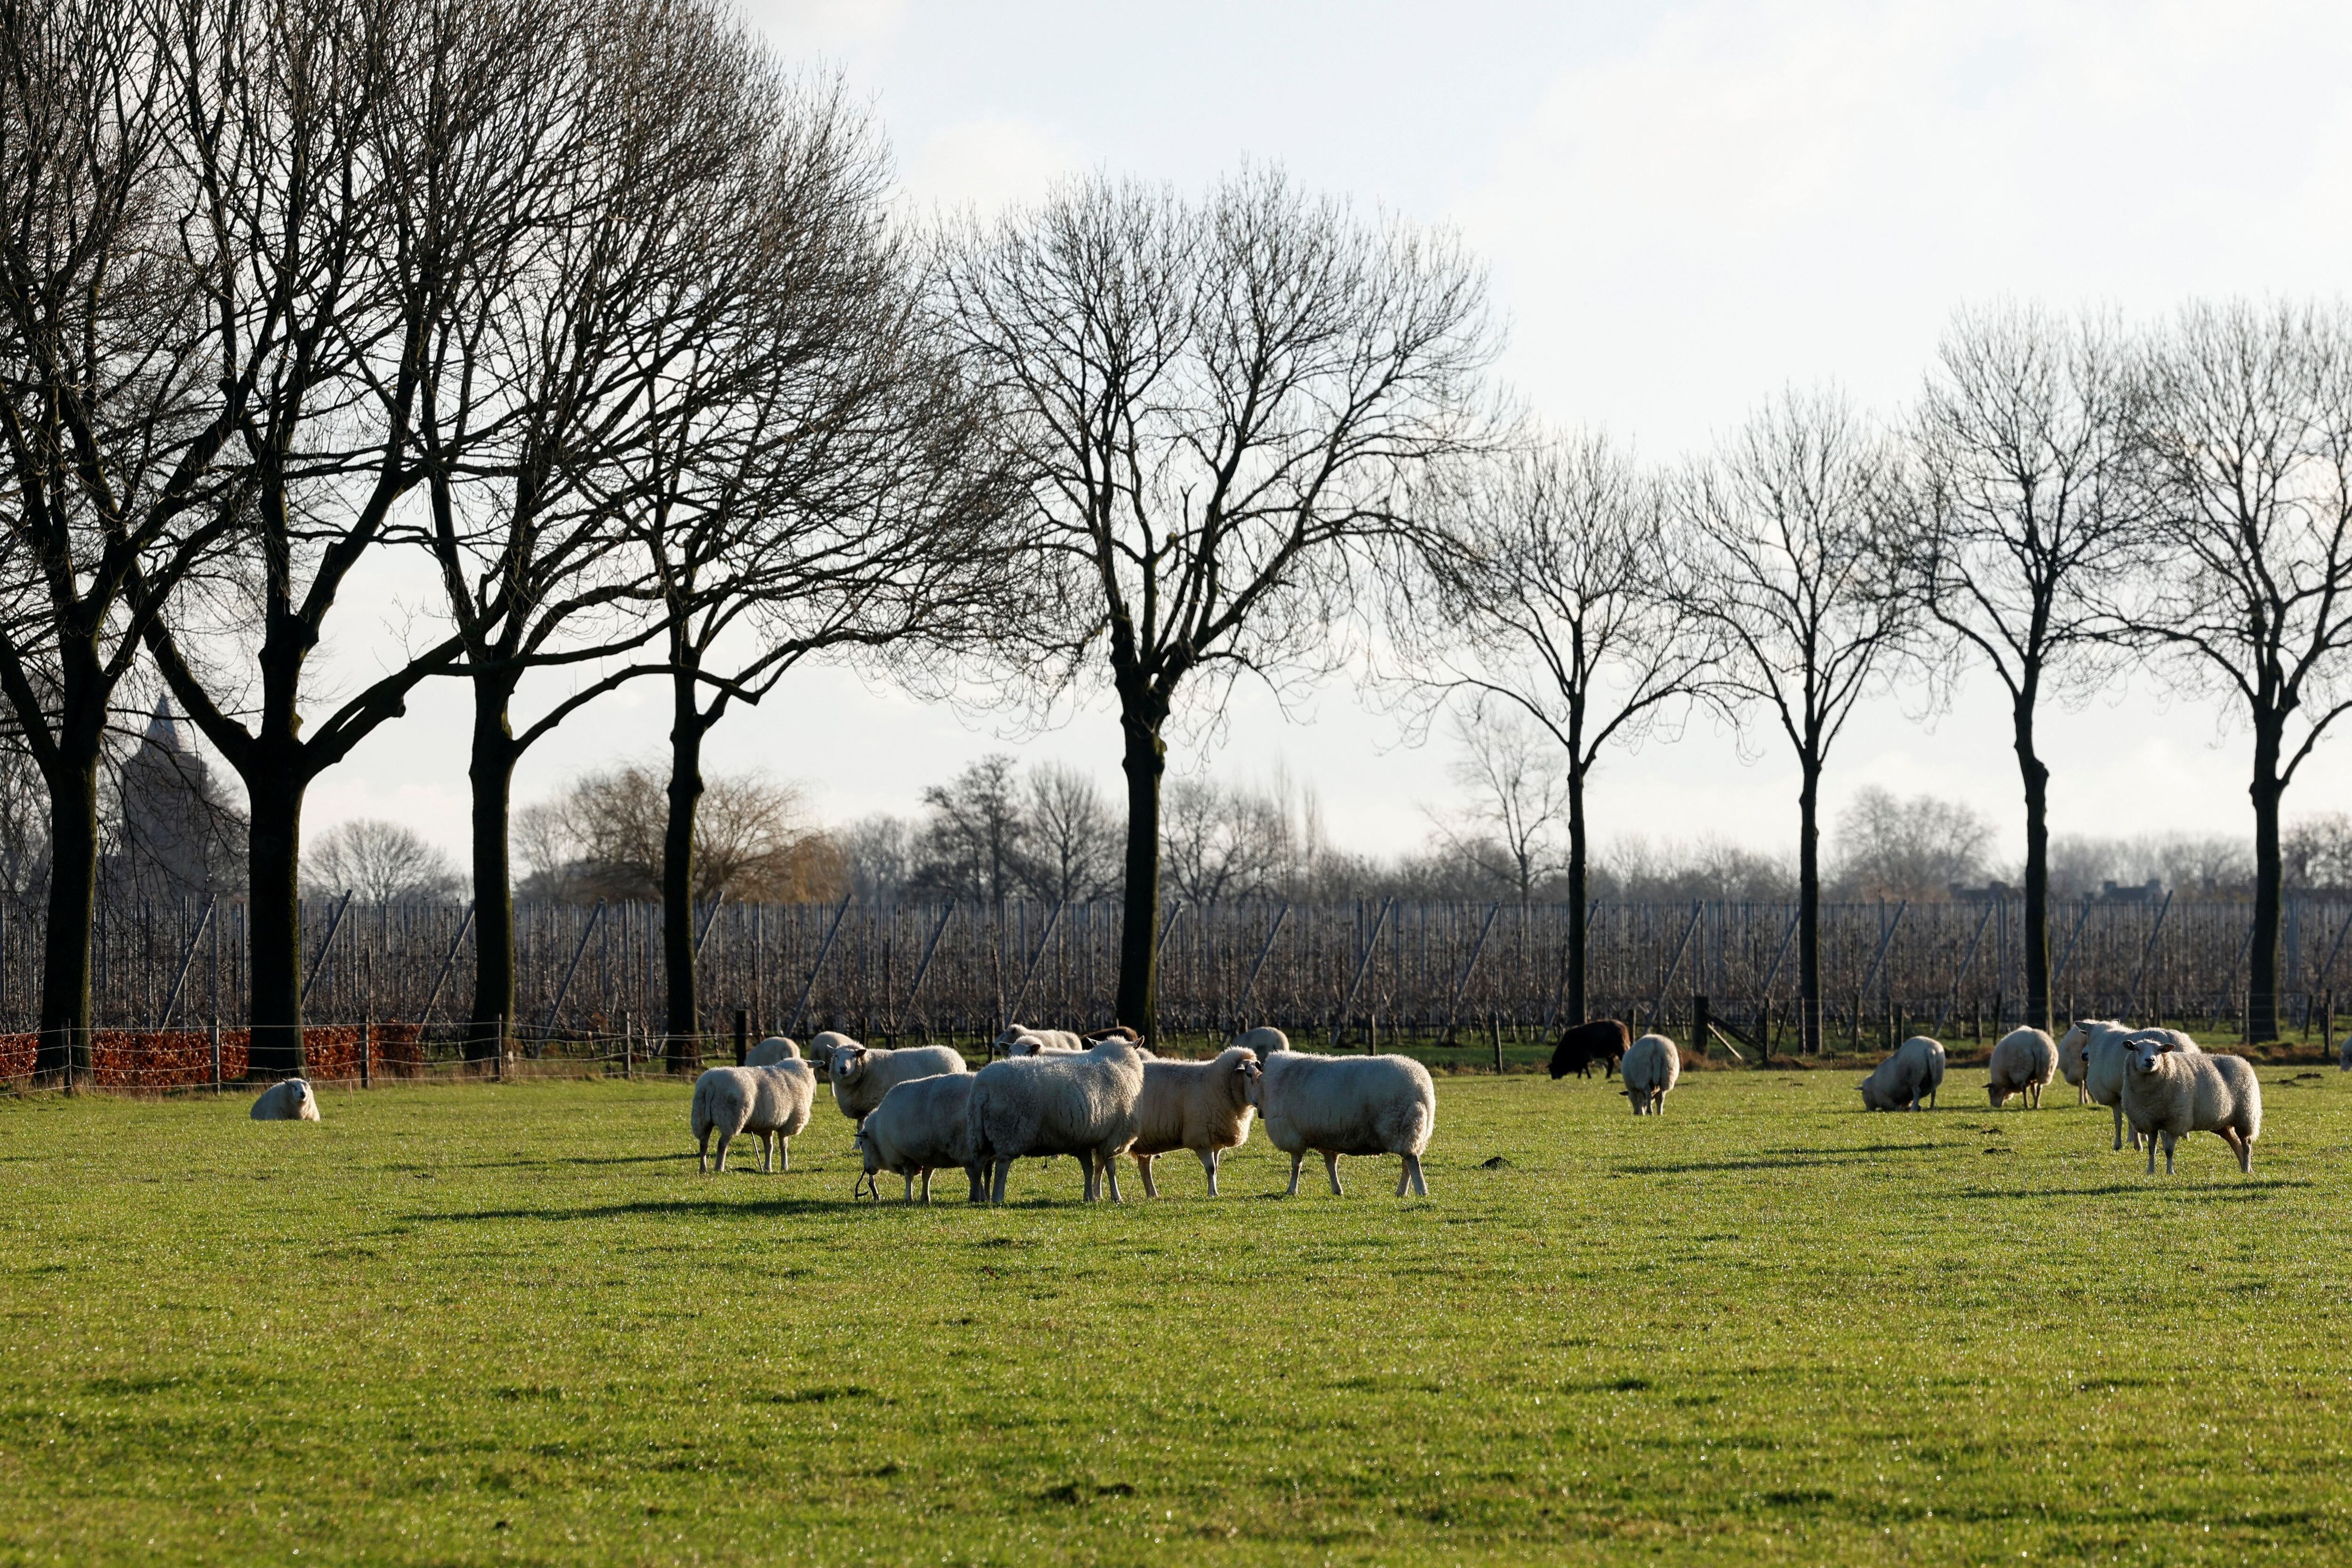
1548;1018;1629;1080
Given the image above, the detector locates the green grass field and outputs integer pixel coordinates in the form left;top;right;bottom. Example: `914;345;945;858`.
2;1058;2348;1565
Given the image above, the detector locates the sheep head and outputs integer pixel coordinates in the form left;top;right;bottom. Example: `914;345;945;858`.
831;1044;870;1082
2126;1036;2177;1077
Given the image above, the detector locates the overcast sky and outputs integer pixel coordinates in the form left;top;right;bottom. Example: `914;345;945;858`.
301;0;2352;871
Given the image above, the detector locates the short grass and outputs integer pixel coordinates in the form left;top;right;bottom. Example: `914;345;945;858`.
2;1060;2349;1566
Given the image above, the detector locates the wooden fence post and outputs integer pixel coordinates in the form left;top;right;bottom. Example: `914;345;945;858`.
734;1009;749;1065
360;1019;371;1089
1692;995;1709;1060
1490;1013;1502;1074
210;1014;221;1093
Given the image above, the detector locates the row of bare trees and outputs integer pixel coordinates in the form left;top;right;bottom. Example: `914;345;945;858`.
7;0;2346;1081
1416;304;2352;1051
0;0;1019;1077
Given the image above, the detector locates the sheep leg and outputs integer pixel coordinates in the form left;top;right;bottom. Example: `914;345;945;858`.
1324;1151;1344;1196
713;1130;734;1172
758;1131;775;1174
989;1158;1011;1205
1410;1154;1429;1197
965;1164;986;1203
2162;1131;2177;1176
1198;1147;1219;1197
1101;1153;1125;1204
697;1131;712;1175
2218;1127;2249;1173
903;1171;916;1202
778;1138;791;1173
2112;1104;2124;1151
919;1167;935;1203
1285;1152;1304;1197
1137;1154;1159;1200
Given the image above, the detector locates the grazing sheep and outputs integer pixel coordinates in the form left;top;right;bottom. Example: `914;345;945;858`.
1621;1033;1680;1114
2119;1035;2262;1175
853;1073;983;1203
2058;1020;2093;1103
1548;1018;1630;1081
965;1039;1149;1203
823;1038;969;1124
1986;1027;2059;1109
1246;1040;1435;1197
1858;1035;1946;1112
249;1078;319;1122
745;1035;800;1066
1125;1046;1261;1197
690;1060;816;1173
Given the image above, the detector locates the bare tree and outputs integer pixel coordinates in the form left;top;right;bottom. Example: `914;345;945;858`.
0;0;254;1077
936;168;1497;1035
304;820;463;906
1021;763;1118;904
1828;787;1994;900
1684;389;1913;1053
1427;709;1570;903
1909;303;2141;1032
521;764;840;905
911;755;1028;907
2127;300;2352;1040
1415;433;1712;1016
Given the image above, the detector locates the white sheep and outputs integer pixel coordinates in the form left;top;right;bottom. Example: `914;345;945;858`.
993;1024;1084;1056
1125;1045;1261;1197
1232;1026;1289;1058
1858;1035;1946;1112
965;1039;1148;1203
1621;1033;1680;1115
2119;1035;2262;1175
690;1060;816;1173
2067;1021;2200;1150
821;1037;969;1125
2058;1020;2092;1103
853;1073;982;1203
1246;1039;1435;1197
1986;1027;2058;1109
249;1078;318;1122
745;1035;800;1066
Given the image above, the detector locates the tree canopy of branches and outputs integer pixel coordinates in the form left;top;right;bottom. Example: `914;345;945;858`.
1685;389;1913;1053
1417;432;1713;1019
304;820;464;906
935;167;1498;1037
2127;301;2352;1041
519;764;840;905
1911;303;2140;1032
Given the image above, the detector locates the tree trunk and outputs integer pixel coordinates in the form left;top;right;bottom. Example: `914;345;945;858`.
2015;692;2052;1035
467;670;522;1060
246;758;307;1078
662;670;708;1067
33;740;102;1083
1566;758;1588;1025
2249;718;2284;1043
1114;683;1168;1038
1797;755;1822;1054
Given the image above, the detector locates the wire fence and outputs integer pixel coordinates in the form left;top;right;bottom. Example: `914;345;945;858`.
4;893;2349;1082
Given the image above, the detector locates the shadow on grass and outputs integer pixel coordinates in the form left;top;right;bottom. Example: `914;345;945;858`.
1947;1178;2312;1199
407;1194;866;1224
1611;1144;1949;1175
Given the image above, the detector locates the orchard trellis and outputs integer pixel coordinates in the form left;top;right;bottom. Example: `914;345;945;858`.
13;896;2351;1061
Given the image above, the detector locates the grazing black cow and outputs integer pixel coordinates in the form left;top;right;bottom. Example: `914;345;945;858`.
1548;1018;1629;1080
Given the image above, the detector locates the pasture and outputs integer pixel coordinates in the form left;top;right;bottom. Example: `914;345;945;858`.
1;1058;2347;1565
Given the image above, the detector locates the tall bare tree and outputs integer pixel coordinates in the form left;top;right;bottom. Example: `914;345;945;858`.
2128;300;2352;1041
0;0;258;1078
1909;304;2140;1035
935;168;1497;1036
1685;389;1912;1054
1416;433;1711;1018
141;0;570;1075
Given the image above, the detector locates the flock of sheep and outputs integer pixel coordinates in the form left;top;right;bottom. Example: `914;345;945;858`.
690;1024;1437;1202
1841;1019;2263;1175
243;1008;2271;1190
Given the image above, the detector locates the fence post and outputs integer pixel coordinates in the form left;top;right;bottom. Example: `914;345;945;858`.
360;1019;371;1090
1692;995;1709;1060
620;1011;632;1080
210;1014;221;1093
734;1009;748;1065
1490;1013;1502;1074
493;1014;505;1082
